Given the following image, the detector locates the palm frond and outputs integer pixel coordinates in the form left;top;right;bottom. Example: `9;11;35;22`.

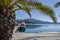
27;1;57;23
23;8;31;17
36;5;57;23
12;0;57;23
0;0;3;5
15;5;31;17
0;0;12;8
49;14;57;23
54;2;60;7
17;0;27;4
7;0;27;8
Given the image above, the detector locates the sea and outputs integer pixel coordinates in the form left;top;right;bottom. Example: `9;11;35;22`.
25;24;60;33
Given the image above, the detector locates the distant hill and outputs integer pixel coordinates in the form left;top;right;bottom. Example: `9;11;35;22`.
16;19;60;29
16;19;55;24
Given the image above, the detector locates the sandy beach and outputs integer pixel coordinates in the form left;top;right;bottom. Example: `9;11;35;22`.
11;32;60;40
11;26;60;40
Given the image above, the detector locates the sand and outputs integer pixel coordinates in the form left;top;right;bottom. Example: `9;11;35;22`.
11;32;60;40
11;26;60;40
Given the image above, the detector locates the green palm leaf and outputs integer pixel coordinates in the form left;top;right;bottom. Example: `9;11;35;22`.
16;5;31;17
36;5;57;23
0;0;57;23
15;1;57;23
0;0;12;8
54;2;60;7
23;8;31;17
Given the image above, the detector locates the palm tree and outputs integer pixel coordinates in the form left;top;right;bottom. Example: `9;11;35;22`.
0;0;57;40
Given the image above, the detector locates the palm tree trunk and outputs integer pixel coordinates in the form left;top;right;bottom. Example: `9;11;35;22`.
0;5;15;40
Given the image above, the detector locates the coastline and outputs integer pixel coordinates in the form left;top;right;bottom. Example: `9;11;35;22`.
11;32;60;40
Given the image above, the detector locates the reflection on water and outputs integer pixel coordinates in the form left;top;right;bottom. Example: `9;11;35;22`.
26;25;42;29
25;24;60;33
17;24;60;33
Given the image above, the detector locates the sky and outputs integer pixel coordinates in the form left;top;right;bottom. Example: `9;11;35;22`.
15;0;60;23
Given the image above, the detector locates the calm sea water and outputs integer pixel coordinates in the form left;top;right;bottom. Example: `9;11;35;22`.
25;24;60;33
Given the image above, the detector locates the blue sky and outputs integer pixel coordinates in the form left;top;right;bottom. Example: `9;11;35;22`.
15;0;60;23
